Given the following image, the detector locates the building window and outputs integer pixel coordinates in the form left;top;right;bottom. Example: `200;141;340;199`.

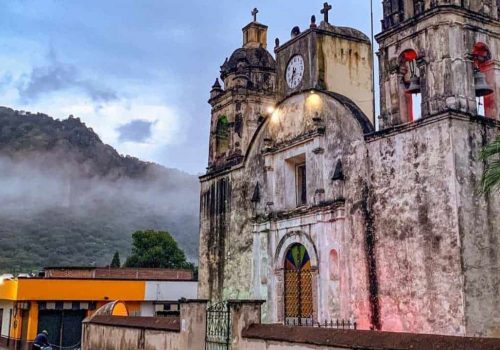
154;303;180;317
413;0;424;15
215;115;230;154
296;163;307;206
473;43;495;118
285;154;307;208
400;49;421;122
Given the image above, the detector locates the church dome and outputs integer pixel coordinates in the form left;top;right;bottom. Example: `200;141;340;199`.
221;47;276;79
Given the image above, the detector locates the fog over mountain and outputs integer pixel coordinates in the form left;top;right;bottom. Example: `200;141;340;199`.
0;107;199;272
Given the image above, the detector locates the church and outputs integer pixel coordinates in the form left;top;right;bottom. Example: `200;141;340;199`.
198;1;500;337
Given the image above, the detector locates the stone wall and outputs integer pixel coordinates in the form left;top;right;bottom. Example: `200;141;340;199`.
367;114;465;334
366;113;500;336
250;91;374;326
82;322;181;350
240;324;500;350
82;299;500;350
450;117;500;336
82;300;207;350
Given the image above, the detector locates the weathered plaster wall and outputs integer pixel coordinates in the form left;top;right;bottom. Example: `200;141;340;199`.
179;301;207;350
233;91;375;328
198;175;233;300
144;330;181;350
374;0;500;336
449;118;500;337
82;324;181;350
83;324;154;350
275;27;373;124
367;116;465;335
321;34;373;121
82;301;207;350
198;166;260;301
366;114;500;337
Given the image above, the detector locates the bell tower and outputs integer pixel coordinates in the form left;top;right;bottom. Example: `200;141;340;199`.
373;0;500;337
376;0;500;128
207;9;277;173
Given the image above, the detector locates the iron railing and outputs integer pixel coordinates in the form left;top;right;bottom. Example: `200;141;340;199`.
205;301;230;350
285;318;357;330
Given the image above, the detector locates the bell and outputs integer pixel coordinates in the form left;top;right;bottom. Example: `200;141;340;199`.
406;75;421;94
474;70;494;97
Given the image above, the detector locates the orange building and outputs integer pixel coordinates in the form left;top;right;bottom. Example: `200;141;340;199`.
0;267;197;350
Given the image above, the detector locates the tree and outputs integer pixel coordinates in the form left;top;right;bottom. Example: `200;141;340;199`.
110;251;121;268
480;135;500;194
124;230;191;269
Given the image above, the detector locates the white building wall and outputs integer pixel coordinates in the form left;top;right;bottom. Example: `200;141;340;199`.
144;281;198;301
140;302;155;317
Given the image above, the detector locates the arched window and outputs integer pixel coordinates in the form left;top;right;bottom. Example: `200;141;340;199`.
329;249;339;281
399;49;421;122
284;243;313;323
413;0;424;15
215;115;230;154
473;43;495;118
382;0;405;28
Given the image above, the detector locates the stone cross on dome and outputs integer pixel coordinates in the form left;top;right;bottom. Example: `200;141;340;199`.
252;8;259;22
321;2;332;23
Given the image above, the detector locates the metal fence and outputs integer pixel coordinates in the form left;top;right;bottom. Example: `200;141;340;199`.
205;301;230;350
285;318;357;330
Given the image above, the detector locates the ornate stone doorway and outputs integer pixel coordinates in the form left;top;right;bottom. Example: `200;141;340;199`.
284;243;313;324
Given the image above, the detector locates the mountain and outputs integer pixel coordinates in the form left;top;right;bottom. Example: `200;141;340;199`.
0;106;200;273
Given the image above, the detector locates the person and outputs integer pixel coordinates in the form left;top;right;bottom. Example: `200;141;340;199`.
32;330;49;350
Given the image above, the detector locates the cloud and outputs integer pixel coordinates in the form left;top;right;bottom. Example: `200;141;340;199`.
13;92;185;166
117;119;155;143
17;52;117;103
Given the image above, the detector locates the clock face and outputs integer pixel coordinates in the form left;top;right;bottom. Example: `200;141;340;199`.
286;55;305;89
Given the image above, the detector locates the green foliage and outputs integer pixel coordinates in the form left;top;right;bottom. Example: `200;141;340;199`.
110;251;121;268
480;135;500;194
124;230;191;269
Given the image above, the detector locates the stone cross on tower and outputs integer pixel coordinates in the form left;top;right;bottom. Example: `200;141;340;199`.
252;8;259;22
321;2;332;23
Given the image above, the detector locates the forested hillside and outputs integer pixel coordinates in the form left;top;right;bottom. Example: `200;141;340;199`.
0;107;199;272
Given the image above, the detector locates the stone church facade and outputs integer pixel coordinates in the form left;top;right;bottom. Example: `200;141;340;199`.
198;1;500;337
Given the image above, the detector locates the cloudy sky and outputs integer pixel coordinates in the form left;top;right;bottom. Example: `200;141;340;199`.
0;0;382;174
